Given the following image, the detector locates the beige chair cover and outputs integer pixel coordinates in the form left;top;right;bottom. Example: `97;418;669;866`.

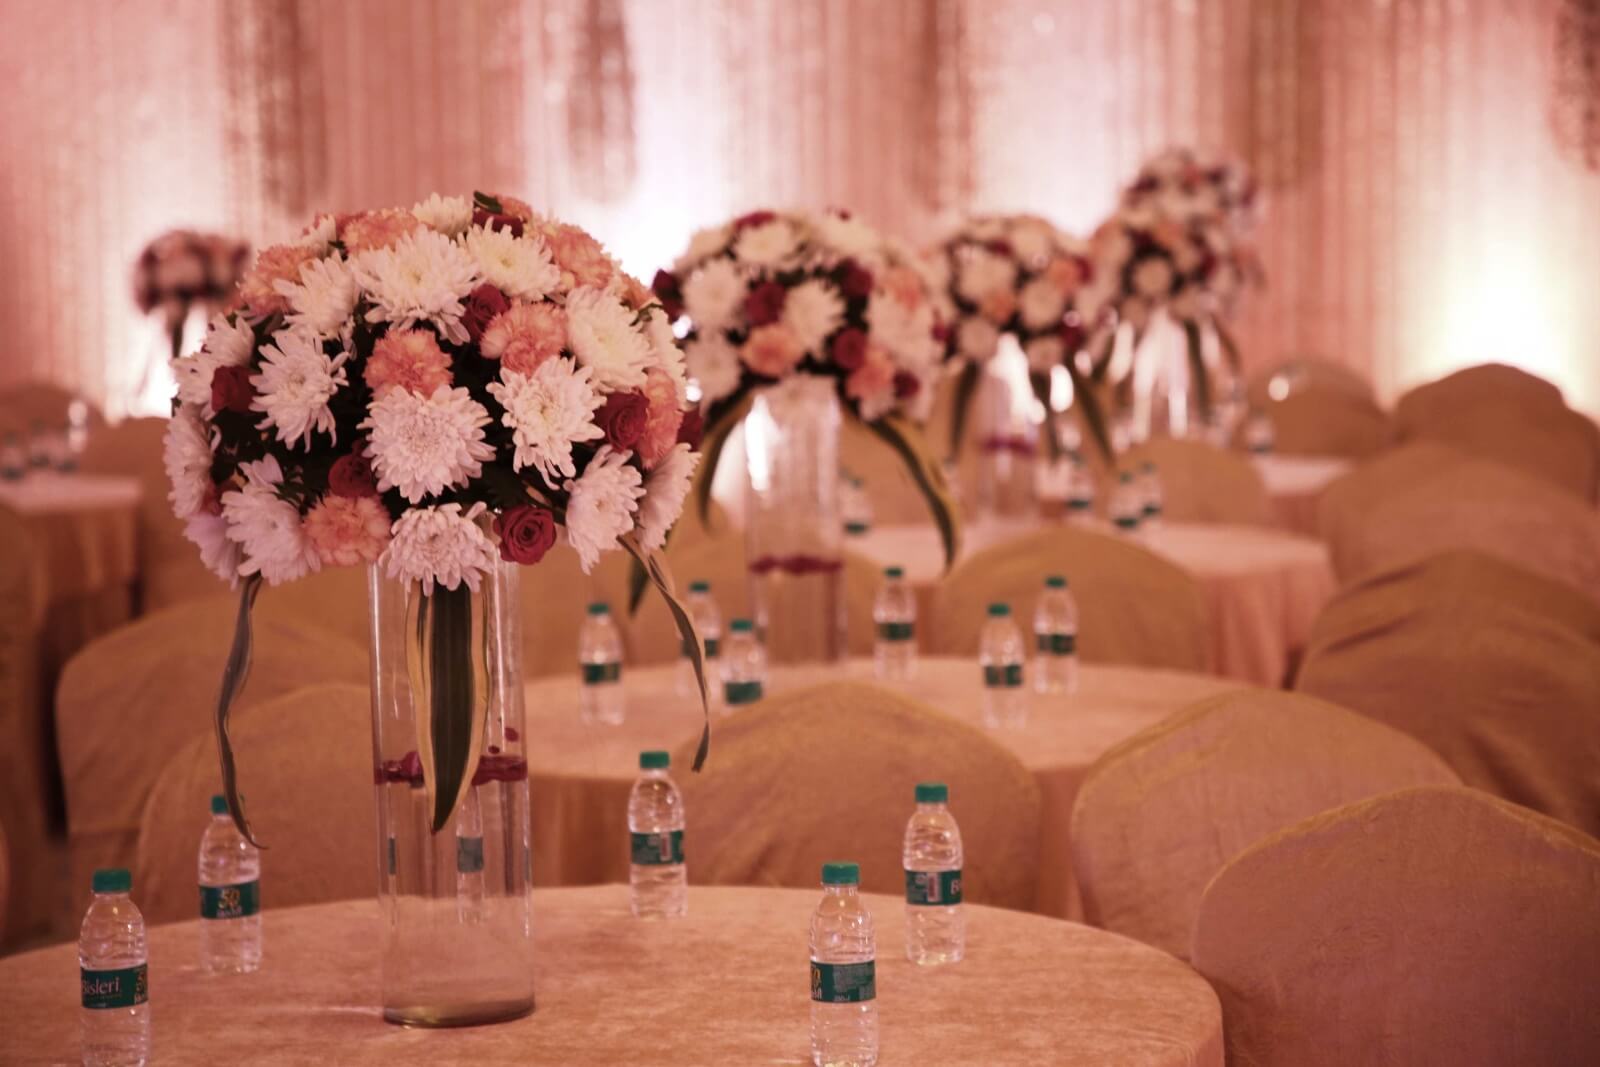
1071;689;1458;960
0;817;8;945
0;382;105;436
927;527;1209;671
671;680;1041;909
1246;356;1375;406
1298;556;1600;836
517;543;632;678
1193;785;1600;1067
134;682;373;925
55;599;366;894
1260;389;1391;459
1396;362;1565;423
0;505;49;944
1119;437;1270;525
840;417;942;526
1316;442;1470;576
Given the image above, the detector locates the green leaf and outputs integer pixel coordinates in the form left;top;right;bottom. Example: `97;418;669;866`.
1089;327;1117;383
948;360;982;459
472;190;504;214
620;534;711;771
1183;318;1212;419
693;387;754;527
413;583;488;833
214;575;264;847
1214;317;1243;373
1028;371;1062;462
862;414;962;572
1067;360;1114;463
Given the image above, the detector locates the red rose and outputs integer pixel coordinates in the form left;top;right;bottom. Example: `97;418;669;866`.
837;260;874;299
932;319;951;343
210;364;254;413
495;505;557;565
328;451;379;498
734;210;776;230
596;391;649;451
893;371;921;400
676;407;705;449
651;269;684;319
472;207;524;237
985;239;1013;257
462;284;510;344
744;281;787;327
1074;253;1095;285
830;328;868;371
1058;319;1087;355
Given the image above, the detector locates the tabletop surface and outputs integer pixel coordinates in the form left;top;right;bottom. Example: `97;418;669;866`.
1250;454;1353;494
0;885;1223;1066
0;471;142;515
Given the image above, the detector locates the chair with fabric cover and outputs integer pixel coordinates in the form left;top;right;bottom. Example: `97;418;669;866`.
1316;442;1470;577
670;680;1040;908
1071;689;1458;960
1396;362;1565;423
927;527;1209;671
0;505;52;945
0;381;105;437
840;417;943;526
55;599;367;896
1119;437;1270;525
514;543;632;678
134;682;373;925
0;817;8;945
1297;555;1600;836
1192;785;1600;1067
1258;389;1391;459
1245;356;1375;407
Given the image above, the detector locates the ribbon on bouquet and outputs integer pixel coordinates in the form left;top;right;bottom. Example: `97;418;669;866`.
748;554;846;577
979;434;1038;457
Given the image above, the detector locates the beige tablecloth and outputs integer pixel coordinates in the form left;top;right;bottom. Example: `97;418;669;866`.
0;886;1223;1066
1251;454;1352;536
525;658;1240;918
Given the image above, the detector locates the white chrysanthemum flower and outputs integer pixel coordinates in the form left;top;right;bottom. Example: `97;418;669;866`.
465;225;561;302
562;446;644;573
684;334;742;403
968;217;1008;243
1018;277;1068;331
251;328;349;449
676;223;734;273
351;227;482;345
163;406;214;519
411;193;473;236
733;219;799;267
564;286;651;393
1025;336;1066;373
782;279;845;355
360;385;495;504
1009;219;1057;264
810;212;880;261
1132;257;1176;298
644;306;689;405
173;314;255;410
221;455;320;585
957;317;1001;361
382;502;498;595
680;258;745;334
868;294;938;371
183;511;241;587
274;252;358;339
299;214;337;253
636;443;698;551
486;358;604;484
955;249;1018;303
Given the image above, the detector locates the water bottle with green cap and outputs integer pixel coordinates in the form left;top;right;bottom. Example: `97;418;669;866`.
627;750;687;918
578;601;624;725
79;868;150;1066
199;794;262;974
721;618;767;709
979;602;1027;728
810;861;878;1066
677;580;724;704
1111;470;1143;533
903;782;965;965
1066;452;1096;523
872;565;917;682
1033;574;1080;695
1138;460;1164;528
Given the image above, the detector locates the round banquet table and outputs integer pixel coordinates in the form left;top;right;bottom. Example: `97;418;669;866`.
851;518;1336;687
524;658;1241;919
0;885;1224;1066
1250;454;1352;536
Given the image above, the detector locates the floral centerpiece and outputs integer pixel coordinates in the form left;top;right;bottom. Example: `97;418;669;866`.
133;229;251;398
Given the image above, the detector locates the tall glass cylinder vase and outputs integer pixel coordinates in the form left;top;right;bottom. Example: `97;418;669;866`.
367;558;534;1027
743;377;846;664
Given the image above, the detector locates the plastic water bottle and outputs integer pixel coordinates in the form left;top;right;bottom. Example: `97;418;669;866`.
1065;454;1096;523
979;603;1027;729
1138;462;1164;528
677;580;723;702
79;868;150;1067
841;475;873;535
810;862;878;1067
721;618;767;709
578;602;625;725
627;751;687;919
0;432;25;480
1109;471;1143;534
198;796;262;974
872;566;917;682
1033;575;1080;695
903;783;965;965
1245;409;1275;454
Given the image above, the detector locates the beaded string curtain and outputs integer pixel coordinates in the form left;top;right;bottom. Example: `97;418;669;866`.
1;0;1596;416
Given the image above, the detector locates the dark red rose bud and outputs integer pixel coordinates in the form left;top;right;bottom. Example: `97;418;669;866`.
462;283;510;343
494;505;557;566
830;328;868;371
210;364;254;414
1058;320;1087;354
893;371;921;400
1074;254;1095;285
985;239;1013;257
734;209;777;230
932;320;951;343
651;269;684;319
744;281;788;327
837;260;874;299
595;391;649;451
328;451;379;498
676;407;705;449
472;207;524;237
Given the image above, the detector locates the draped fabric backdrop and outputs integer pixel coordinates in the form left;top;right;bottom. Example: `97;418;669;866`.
2;0;1597;417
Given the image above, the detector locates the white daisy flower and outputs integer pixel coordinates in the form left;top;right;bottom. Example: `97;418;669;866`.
1018;277;1068;331
221;455;321;585
956;317;1000;361
382;502;499;595
684;335;742;403
486;358;604;485
636;443;699;551
562;445;644;573
680;258;745;334
274;252;358;339
351;227;482;345
360;384;495;504
173;314;255;411
781;279;845;355
564;286;652;393
675;223;734;273
163;406;215;519
733;219;799;268
955;249;1017;303
182;510;241;587
411;193;473;236
643;306;689;405
251;328;350;449
464;225;561;302
810;212;881;261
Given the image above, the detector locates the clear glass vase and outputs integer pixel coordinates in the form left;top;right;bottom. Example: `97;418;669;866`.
743;377;847;664
367;558;534;1027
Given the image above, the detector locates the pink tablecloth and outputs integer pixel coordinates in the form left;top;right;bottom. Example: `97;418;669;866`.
1251;454;1352;536
523;658;1240;919
0;886;1224;1066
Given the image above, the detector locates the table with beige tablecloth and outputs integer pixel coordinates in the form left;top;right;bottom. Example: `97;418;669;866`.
524;658;1240;919
1250;454;1352;536
0;885;1223;1066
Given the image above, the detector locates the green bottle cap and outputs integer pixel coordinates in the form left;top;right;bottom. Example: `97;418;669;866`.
92;868;131;894
1045;575;1067;589
688;581;710;594
987;603;1011;618
587;602;610;616
884;566;904;579
730;618;754;633
915;782;948;804
821;861;860;886
210;795;228;815
639;751;670;770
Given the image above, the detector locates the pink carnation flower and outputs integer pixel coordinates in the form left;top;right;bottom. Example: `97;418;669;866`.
636;369;685;469
303;494;392;567
882;266;926;310
537;222;616;291
341;209;424;254
846;343;897;407
366;328;453;398
740;323;804;378
481;303;567;376
238;243;319;317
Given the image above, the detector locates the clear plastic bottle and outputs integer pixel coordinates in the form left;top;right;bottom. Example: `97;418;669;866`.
1033;575;1080;695
1138;461;1164;528
578;602;625;726
720;618;767;710
79;868;150;1067
1;432;25;480
1065;454;1097;524
677;580;724;704
1109;471;1143;534
198;796;262;974
810;862;878;1067
1245;409;1275;454
627;750;687;919
871;566;917;682
840;475;873;536
978;603;1028;729
903;783;965;966
26;418;51;469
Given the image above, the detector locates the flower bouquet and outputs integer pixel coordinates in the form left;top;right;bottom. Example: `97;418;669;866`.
133;229;251;398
